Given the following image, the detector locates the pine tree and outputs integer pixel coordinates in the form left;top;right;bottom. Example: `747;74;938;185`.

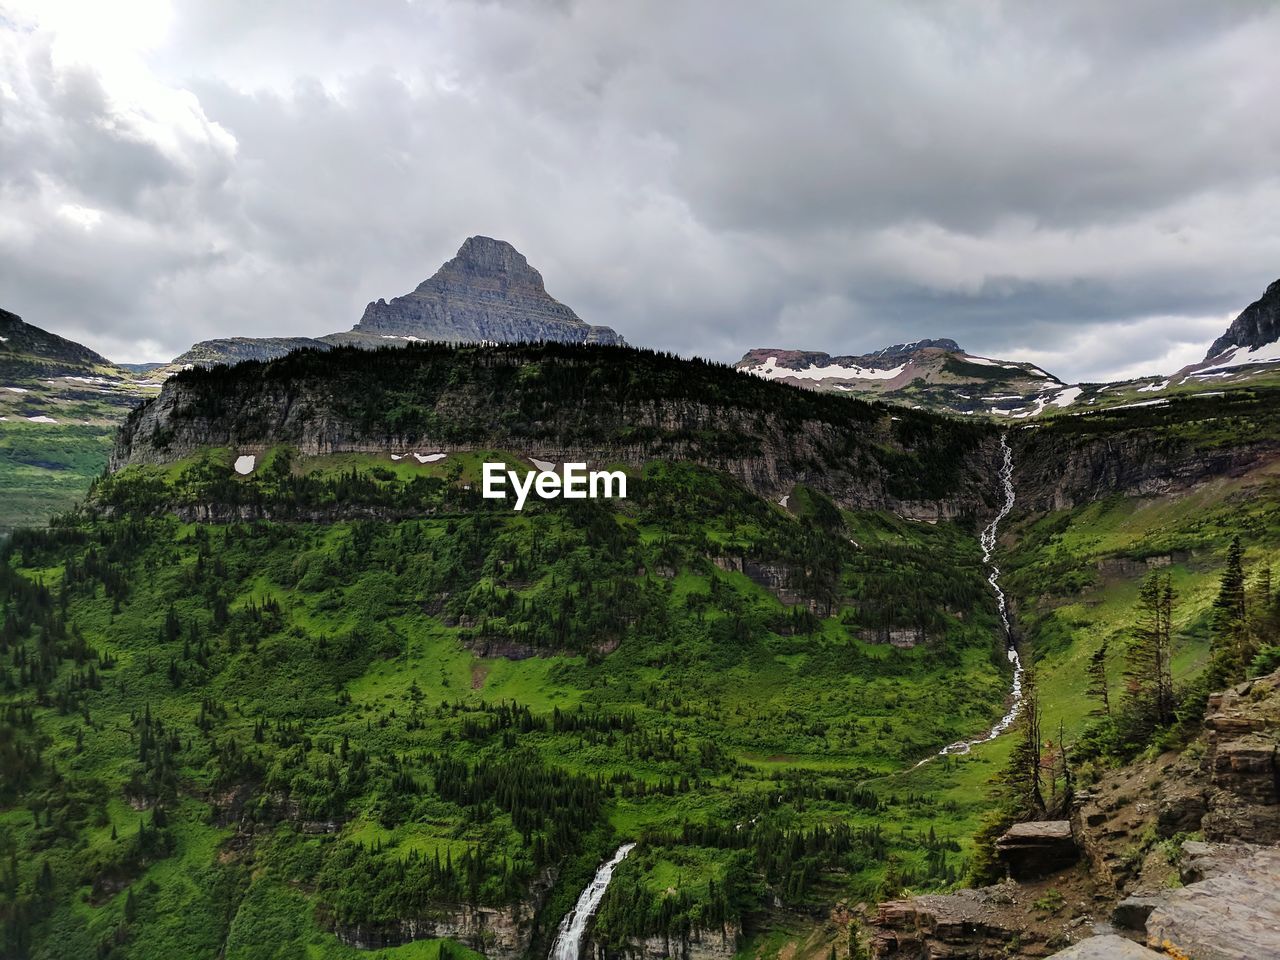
1211;536;1248;682
1123;572;1174;739
1086;640;1110;717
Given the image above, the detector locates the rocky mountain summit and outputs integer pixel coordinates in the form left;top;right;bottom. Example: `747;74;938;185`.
164;237;624;372
338;235;624;347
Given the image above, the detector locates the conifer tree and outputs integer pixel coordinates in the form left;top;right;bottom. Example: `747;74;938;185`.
1086;640;1110;717
1211;536;1248;682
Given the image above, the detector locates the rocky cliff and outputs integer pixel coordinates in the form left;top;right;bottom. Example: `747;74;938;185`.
106;342;1000;519
1008;392;1280;515
1205;277;1280;359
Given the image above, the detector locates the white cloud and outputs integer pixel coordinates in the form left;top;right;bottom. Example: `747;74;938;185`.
0;0;1277;381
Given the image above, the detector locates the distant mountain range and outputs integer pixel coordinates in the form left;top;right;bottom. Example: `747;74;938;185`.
168;236;624;371
736;276;1280;419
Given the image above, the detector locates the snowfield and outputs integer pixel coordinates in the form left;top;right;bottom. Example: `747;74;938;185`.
27;415;58;424
234;455;256;475
748;356;907;382
1049;386;1083;408
1201;340;1280;372
413;452;447;463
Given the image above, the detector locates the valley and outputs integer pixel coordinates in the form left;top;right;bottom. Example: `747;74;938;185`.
3;339;1280;959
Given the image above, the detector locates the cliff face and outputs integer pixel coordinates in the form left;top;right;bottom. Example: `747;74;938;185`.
107;343;1000;519
335;902;535;960
1009;407;1280;515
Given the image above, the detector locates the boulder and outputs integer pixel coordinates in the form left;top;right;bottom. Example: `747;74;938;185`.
1111;894;1163;931
1139;845;1280;960
1044;934;1156;958
995;821;1078;879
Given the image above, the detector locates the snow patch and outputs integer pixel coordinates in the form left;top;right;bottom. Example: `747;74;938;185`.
529;457;556;471
1049;386;1083;409
1106;398;1170;411
234;455;256;475
1137;380;1169;393
1201;340;1280;372
747;356;907;382
5;386;29;393
27;415;58;424
778;495;790;508
391;454;404;461
413;452;447;464
381;335;426;342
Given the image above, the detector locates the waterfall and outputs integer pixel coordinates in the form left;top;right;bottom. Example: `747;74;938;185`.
920;433;1023;764
548;843;636;960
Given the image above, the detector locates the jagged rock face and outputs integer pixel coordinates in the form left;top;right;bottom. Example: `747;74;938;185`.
352;236;624;346
1206;278;1280;359
1009;423;1280;515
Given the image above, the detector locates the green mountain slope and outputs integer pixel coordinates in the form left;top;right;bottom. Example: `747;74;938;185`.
3;344;1279;960
0;309;158;535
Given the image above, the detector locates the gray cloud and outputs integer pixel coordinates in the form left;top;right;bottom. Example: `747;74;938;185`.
1;0;1278;380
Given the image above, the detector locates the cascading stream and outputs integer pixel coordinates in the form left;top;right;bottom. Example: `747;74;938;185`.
916;433;1022;766
548;843;636;960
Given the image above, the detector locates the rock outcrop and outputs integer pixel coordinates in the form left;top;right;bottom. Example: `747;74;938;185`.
995;822;1078;880
588;923;741;960
1118;843;1280;960
1043;935;1154;959
1205;278;1280;359
874;669;1280;960
335;901;533;960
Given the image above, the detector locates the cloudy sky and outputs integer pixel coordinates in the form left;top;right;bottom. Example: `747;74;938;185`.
2;0;1279;380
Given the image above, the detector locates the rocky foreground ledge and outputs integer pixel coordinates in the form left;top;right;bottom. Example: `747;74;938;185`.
869;670;1280;959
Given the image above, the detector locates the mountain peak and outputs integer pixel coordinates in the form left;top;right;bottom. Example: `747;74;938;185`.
437;236;542;284
1205;278;1280;360
351;237;624;346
